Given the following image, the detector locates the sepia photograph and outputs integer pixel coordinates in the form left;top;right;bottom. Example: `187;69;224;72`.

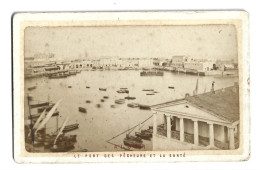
12;11;249;163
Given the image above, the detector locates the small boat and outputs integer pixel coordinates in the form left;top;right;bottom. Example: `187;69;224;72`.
78;107;87;113
125;96;136;100
28;110;59;119
115;99;125;104
140;71;163;76
139;104;151;110
103;96;109;99
123;134;143;149
120;88;128;89
48;74;67;79
28;86;36;91
96;104;102;108
110;105;116;108
153;91;159;93
99;88;107;91
101;99;105;102
127;103;139;108
86;86;90;88
37;104;55;113
68;86;72;88
62;123;79;133
135;132;152;140
146;93;155;95
85;100;91;103
30;102;49;109
142;89;154;91
116;89;129;93
168;86;175;89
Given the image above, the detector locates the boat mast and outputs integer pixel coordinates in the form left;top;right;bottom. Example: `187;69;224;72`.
27;93;34;151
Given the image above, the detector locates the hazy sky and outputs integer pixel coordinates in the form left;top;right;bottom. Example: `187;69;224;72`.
25;25;237;60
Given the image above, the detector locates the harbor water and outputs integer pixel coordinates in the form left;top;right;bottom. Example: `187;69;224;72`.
24;70;238;152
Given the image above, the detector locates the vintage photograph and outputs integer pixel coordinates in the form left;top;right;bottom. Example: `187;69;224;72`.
13;11;249;163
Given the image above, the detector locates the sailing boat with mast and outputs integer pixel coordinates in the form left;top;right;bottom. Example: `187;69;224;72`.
123;125;143;149
50;117;76;152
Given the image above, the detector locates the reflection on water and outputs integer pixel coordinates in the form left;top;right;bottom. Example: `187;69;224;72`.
24;70;238;152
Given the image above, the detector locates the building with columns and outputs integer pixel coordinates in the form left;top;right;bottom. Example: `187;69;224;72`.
151;84;239;150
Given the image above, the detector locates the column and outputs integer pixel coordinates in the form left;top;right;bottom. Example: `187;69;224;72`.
153;112;157;135
229;128;235;149
166;115;171;138
180;117;184;142
208;123;214;147
164;114;167;130
193;120;199;145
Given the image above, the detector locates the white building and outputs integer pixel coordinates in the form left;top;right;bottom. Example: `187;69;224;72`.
138;58;154;68
151;84;239;150
184;61;215;72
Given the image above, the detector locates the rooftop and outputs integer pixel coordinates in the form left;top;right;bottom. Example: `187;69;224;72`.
152;85;239;123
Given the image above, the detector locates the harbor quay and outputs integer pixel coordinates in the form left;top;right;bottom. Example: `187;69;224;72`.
24;54;238;79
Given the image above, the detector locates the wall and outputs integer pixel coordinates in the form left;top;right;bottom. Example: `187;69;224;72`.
153;134;206;151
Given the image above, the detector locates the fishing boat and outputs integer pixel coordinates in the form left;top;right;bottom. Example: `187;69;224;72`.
28;110;59;119
101;99;105;102
139;104;151;110
140;71;163;76
62;123;79;133
37;104;55;113
146;93;155;95
86;86;90;88
168;86;175;89
115;99;125;104
78;107;87;113
124;96;136;100
103;96;109;99
48;74;67;79
68;86;72;88
30;101;49;109
142;89;154;91
135;132;152;140
86;100;91;103
127;103;139;108
116;89;129;93
28;86;36;91
123;134;143;149
99;88;107;91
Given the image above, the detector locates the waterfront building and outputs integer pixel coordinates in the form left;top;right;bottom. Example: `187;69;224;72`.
184;61;215;72
151;83;239;150
138;58;154;68
171;56;189;70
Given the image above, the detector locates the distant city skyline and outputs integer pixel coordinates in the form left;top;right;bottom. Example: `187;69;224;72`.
25;25;238;61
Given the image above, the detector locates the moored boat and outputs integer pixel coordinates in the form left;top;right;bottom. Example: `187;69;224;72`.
168;86;175;89
142;89;154;91
116;89;129;93
123;134;143;149
78;107;87;113
28;110;59;119
135;131;152;140
139;104;151;110
146;93;155;95
30;101;49;109
124;96;136;100
140;71;163;76
115;99;125;104
127;103;139;108
28;86;37;91
62;123;79;133
37;104;55;113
